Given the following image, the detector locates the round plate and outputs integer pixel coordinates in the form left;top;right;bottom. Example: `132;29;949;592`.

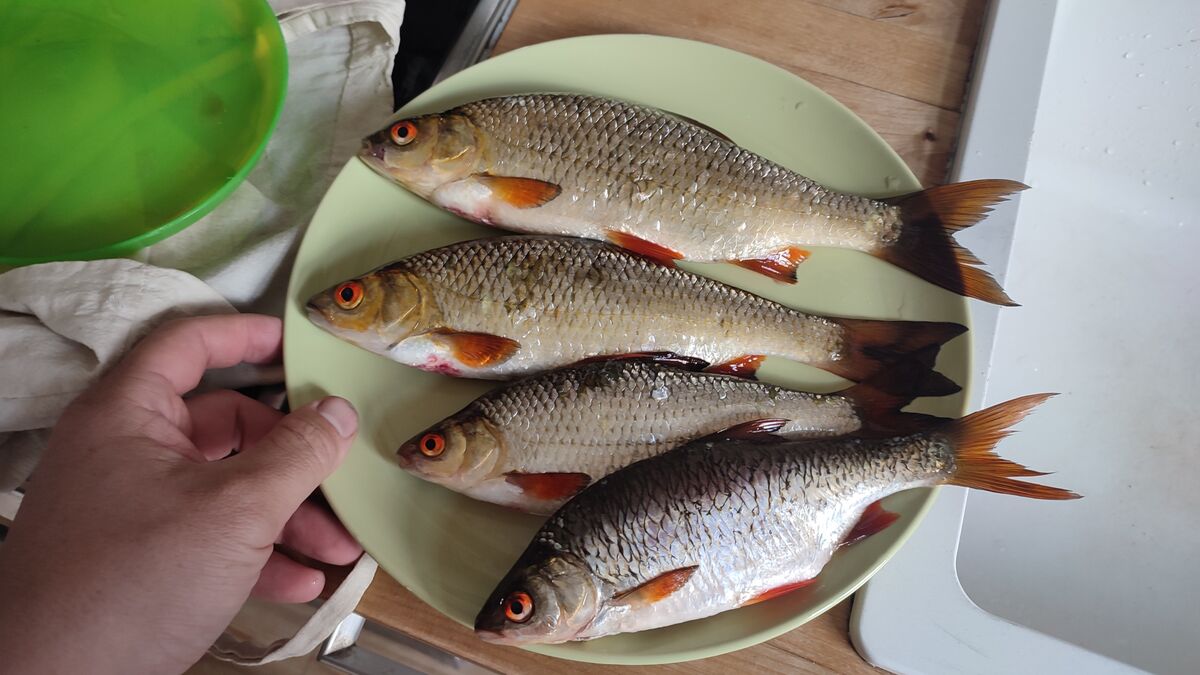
284;35;969;665
0;0;287;265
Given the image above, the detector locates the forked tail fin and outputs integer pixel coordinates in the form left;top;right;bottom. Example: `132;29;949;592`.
944;393;1080;500
823;318;965;387
881;179;1027;306
841;362;953;436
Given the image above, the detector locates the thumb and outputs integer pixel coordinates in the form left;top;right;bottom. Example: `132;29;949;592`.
232;396;358;521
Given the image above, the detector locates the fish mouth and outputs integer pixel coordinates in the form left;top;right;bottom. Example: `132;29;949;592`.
474;628;522;645
395;446;415;468
305;303;332;331
360;137;386;161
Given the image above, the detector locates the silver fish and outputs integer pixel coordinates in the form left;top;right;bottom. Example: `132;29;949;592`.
360;93;1023;304
398;356;945;514
474;394;1078;644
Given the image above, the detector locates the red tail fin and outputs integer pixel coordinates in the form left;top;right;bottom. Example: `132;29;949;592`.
823;318;965;386
944;394;1080;500
881;179;1026;306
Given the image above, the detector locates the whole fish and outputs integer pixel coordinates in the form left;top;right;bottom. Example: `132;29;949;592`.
360;93;1022;305
398;356;946;514
474;394;1078;644
306;236;965;383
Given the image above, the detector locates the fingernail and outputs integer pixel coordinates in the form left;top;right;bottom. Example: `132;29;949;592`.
316;397;358;438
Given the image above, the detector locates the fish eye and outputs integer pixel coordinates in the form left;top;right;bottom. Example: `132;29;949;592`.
504;590;533;623
334;281;363;310
419;433;445;457
390;121;418;146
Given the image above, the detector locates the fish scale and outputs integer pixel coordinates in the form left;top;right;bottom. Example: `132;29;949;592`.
396;237;845;371
538;435;950;638
454;95;883;257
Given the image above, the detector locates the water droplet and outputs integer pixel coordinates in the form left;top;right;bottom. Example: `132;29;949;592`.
1138;105;1150;110
1123;51;1133;59
1174;139;1182;147
1143;33;1152;39
884;175;899;189
1143;179;1152;186
1179;221;1186;228
1104;146;1114;155
651;386;670;401
1136;72;1146;78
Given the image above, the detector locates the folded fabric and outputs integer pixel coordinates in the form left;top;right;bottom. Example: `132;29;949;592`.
0;259;235;490
0;1;406;664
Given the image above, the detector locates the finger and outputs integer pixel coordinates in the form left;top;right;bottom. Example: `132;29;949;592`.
114;315;282;397
227;397;358;525
278;501;363;566
184;390;284;461
250;550;325;603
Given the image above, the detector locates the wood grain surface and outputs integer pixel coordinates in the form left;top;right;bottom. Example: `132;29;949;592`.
492;0;989;186
351;1;989;671
356;572;883;674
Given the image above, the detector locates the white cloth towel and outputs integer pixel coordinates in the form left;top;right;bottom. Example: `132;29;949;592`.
0;0;405;665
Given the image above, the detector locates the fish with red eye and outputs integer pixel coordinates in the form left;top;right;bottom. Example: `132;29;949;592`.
504;591;533;623
418;432;445;457
390;120;417;146
334;281;363;310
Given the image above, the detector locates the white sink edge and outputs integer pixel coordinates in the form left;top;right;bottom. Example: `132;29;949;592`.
850;1;1146;672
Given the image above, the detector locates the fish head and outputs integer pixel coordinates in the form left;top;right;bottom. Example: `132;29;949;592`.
359;113;484;198
305;267;430;355
397;414;504;488
475;550;601;645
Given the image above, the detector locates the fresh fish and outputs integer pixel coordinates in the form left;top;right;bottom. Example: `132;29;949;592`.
474;394;1078;644
360;93;1022;305
306;236;965;383
397;356;947;514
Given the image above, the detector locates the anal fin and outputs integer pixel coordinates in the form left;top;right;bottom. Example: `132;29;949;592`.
741;578;817;607
730;247;809;283
839;500;900;548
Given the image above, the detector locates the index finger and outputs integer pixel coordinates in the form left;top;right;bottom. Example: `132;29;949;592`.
116;314;283;395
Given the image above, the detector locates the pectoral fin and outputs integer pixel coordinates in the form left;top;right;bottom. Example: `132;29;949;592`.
504;472;591;501
474;174;562;208
613;566;699;606
430;330;520;368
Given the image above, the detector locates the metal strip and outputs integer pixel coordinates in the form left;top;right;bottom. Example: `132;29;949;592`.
433;0;519;83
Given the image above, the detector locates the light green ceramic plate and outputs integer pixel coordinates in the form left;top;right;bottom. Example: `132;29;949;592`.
284;34;969;665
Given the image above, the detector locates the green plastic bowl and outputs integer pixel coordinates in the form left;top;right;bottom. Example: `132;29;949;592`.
0;0;287;265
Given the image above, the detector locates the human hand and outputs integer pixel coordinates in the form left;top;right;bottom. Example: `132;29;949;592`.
0;314;362;674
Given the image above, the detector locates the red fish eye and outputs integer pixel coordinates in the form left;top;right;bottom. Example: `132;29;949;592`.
419;433;445;457
390;121;417;146
334;281;363;310
504;591;533;623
